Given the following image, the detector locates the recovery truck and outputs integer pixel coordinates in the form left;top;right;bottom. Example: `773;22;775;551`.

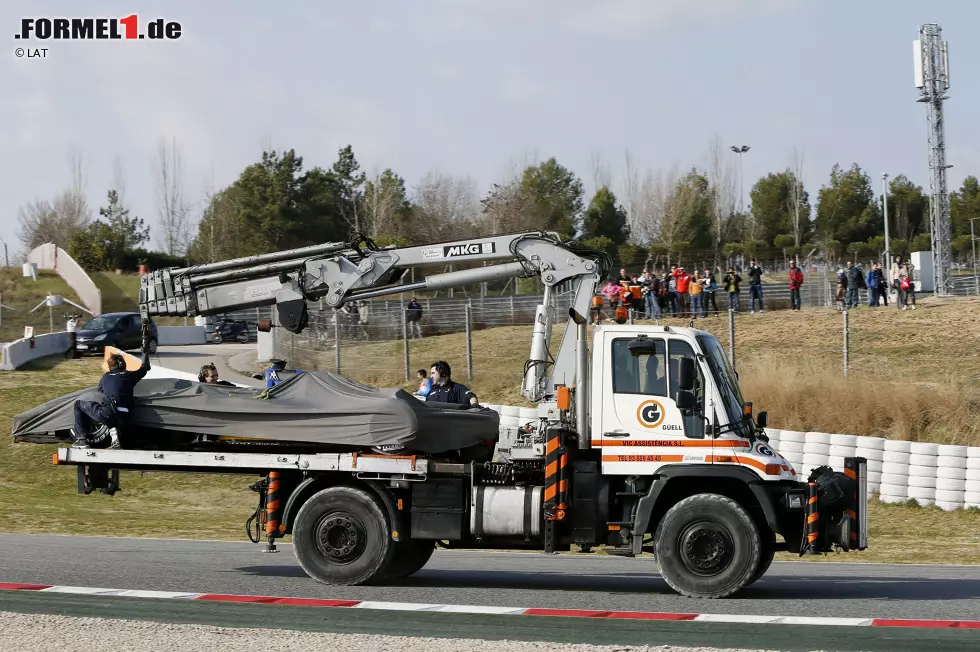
53;231;868;598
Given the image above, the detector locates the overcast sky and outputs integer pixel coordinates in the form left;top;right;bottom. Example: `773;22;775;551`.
3;0;978;259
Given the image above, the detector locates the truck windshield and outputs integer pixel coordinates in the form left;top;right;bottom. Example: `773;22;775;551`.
696;334;751;437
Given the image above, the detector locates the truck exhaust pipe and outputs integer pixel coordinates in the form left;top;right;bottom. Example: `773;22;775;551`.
570;308;589;448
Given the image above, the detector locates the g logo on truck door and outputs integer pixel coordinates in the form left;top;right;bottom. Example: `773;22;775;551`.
636;400;666;428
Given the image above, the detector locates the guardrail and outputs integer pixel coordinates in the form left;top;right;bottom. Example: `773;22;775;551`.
0;332;71;370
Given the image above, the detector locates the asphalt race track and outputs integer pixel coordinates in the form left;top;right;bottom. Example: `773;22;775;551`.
2;534;980;650
151;343;263;387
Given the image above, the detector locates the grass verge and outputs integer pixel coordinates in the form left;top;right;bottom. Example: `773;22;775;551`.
4;354;980;563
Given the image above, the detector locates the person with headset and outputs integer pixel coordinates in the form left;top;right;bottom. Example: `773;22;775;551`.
71;342;151;449
424;360;478;406
199;362;235;386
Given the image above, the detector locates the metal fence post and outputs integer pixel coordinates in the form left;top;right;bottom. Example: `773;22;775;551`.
402;307;410;383
509;296;515;325
465;304;473;383
334;314;341;374
728;308;736;370
843;309;849;377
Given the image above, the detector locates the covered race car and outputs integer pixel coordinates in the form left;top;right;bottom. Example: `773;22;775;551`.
11;370;500;459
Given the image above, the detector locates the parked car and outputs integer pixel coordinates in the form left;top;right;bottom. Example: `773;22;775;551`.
74;312;158;356
211;317;251;344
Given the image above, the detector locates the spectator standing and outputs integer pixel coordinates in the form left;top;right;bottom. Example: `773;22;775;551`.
724;268;742;312
900;262;917;310
702;267;719;317
689;271;704;319
642;271;662;320
788;261;804;311
601;280;621;312
845;261;863;309
675;267;692;316
875;263;889;307
866;264;880;307
835;269;846;311
405;297;423;338
666;272;678;316
747;260;764;313
890;256;904;308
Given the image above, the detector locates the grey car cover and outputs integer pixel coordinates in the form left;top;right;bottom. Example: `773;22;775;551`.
11;371;499;454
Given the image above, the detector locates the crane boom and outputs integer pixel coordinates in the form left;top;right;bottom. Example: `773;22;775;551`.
139;231;610;403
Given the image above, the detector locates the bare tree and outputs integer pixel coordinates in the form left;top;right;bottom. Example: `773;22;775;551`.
619;149;642;242
705;135;736;262
155;137;191;256
412;172;479;242
788;146;806;250
112;155;127;207
589;147;612;197
17;152;91;251
636;165;699;268
363;169;408;239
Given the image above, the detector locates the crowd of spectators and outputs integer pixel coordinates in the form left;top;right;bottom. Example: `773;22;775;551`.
592;254;919;324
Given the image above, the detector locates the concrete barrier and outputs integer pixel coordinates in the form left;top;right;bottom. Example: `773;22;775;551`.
27;243;102;315
0;332;71;370
157;326;207;346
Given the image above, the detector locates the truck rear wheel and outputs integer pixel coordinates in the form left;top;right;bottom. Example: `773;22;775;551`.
654;493;761;599
381;539;435;580
292;486;393;586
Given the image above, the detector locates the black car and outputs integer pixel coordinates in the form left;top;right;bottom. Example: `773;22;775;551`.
210;317;251;344
74;312;158;356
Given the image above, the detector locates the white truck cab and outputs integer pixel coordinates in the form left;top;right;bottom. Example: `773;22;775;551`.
590;324;796;483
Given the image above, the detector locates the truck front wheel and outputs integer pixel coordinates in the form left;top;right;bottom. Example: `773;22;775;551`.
654;493;761;599
381;539;435;580
292;486;393;586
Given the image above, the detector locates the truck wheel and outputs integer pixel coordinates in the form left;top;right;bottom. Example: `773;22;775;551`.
748;532;776;586
381;539;435;580
653;493;761;599
292;486;393;586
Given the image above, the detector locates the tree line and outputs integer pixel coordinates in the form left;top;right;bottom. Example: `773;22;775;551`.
15;139;980;275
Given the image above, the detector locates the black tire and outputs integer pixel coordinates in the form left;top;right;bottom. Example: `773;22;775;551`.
653;493;761;599
292;486;393;586
381;539;435;580
237;331;250;343
212;332;223;344
748;532;776;586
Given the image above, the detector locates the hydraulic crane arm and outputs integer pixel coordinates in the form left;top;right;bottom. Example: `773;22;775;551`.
139;231;611;402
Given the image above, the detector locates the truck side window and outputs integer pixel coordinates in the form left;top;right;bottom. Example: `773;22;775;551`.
611;338;667;397
668;339;705;438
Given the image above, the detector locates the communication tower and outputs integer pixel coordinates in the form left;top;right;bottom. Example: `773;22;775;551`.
914;24;952;296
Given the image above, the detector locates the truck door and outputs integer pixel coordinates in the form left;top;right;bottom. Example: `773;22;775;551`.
598;335;706;475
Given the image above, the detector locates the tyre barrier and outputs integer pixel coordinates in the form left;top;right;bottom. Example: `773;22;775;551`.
487;406;980;511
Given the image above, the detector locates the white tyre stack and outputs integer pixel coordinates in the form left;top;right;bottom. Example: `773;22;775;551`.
765;428;781;451
879;440;911;504
965;447;980;509
827;433;857;472
854;436;885;495
777;430;805;477
801;432;831;479
934;445;968;511
906;441;939;507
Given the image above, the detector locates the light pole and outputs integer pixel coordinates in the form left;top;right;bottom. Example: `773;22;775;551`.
730;145;750;214
881;174;891;272
971;217;980;296
0;236;8;268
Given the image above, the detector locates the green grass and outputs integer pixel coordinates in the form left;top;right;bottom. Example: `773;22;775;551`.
91;272;142;314
0;269;87;342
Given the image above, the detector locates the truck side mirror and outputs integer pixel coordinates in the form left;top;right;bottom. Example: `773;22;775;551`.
756;411;768;428
674;389;695;412
677;357;696;392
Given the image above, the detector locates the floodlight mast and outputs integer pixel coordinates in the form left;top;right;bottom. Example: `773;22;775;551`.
914;24;953;296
